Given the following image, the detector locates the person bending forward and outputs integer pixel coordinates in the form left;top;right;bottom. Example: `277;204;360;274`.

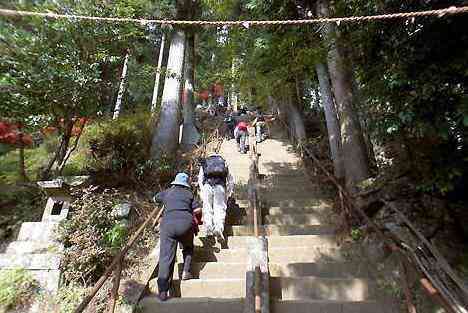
153;172;200;301
198;154;234;243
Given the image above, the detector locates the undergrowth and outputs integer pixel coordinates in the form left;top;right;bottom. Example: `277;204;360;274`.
0;268;38;311
57;187;130;285
0;187;45;245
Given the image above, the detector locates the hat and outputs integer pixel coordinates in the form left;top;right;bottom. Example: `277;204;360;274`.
170;172;191;188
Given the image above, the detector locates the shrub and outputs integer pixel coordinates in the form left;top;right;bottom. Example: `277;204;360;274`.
0;268;38;310
82;111;166;186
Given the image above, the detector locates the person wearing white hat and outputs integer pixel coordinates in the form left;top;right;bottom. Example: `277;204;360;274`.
198;154;234;243
153;172;201;301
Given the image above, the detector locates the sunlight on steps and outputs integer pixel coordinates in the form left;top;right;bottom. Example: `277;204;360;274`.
137;136;397;313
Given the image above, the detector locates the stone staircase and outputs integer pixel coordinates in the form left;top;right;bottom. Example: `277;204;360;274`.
138;139;251;313
254;135;384;313
138;132;396;313
0;221;62;293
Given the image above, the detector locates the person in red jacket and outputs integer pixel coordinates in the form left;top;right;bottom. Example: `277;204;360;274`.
234;121;248;154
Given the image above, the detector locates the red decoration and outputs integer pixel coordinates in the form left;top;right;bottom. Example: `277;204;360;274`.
0;120;32;147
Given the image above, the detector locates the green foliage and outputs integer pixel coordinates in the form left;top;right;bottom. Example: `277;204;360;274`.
0;187;45;244
348;1;468;196
350;228;363;241
0;139;85;184
0;268;38;310
104;222;128;249
83;111;156;185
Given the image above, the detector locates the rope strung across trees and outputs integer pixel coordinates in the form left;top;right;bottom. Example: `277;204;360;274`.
0;6;467;26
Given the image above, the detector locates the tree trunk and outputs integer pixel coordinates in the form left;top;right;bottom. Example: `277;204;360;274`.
17;133;28;182
41;118;73;179
317;0;369;190
151;29;186;160
295;74;306;112
313;87;320;108
289;99;306;143
150;33;166;112
352;77;377;171
230;57;240;111
280;90;306;143
315;62;345;179
58;119;87;175
181;31;200;151
113;52;130;119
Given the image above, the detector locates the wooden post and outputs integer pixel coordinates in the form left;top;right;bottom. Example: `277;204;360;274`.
107;257;123;313
244;237;269;313
420;278;457;313
73;206;164;313
399;257;417;313
255;266;261;313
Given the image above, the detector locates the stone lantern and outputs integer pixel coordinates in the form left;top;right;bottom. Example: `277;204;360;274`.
0;176;88;294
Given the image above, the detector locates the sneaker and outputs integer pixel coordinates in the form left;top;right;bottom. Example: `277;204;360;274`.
215;230;225;244
157;291;169;302
182;271;194;280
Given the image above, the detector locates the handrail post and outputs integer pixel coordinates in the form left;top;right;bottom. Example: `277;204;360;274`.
245;127;269;313
73;206;164;313
245;237;269;313
107;256;123;313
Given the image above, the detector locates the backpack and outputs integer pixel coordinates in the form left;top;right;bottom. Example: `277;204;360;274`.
203;155;227;178
237;122;248;131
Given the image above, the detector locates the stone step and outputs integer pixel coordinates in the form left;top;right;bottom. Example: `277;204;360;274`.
199;225;335;236
267;235;338;248
261;225;335;236
17;222;58;242
261;199;331;208
270;277;372;301
178;279;245;298
260;179;314;187
138;297;244;313
30;269;61;293
272;300;387;313
177;246;343;264
237;191;325;202
174;262;246;280
6;241;63;254
264;214;325;225
177;248;247;263
265;205;331;216
194;234;338;250
194;236;249;250
0;253;60;270
149;279;245;298
268;247;344;263
269;262;370;278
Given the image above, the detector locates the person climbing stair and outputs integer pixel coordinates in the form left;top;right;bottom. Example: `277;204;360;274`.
198;154;234;244
234;121;248;154
153;173;201;301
